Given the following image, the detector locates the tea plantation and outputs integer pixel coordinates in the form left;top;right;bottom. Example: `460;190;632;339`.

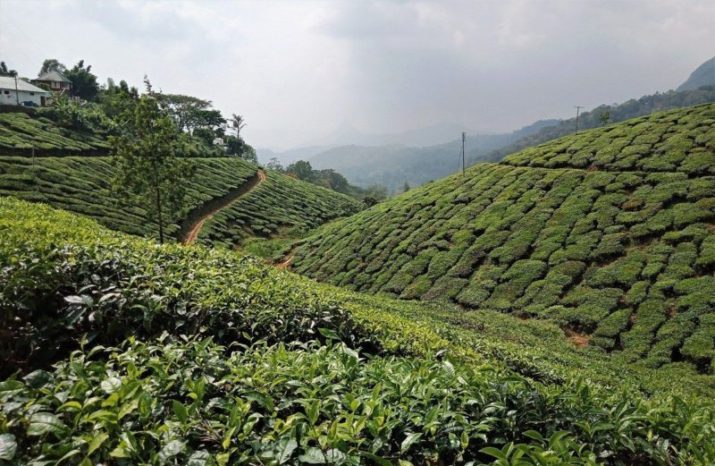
0;113;110;155
0;156;361;244
291;104;715;374
195;169;363;249
1;197;714;464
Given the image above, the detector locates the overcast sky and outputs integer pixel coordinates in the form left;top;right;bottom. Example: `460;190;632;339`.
1;0;713;149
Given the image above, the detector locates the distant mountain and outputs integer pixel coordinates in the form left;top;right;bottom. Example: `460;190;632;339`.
678;56;715;91
257;145;331;165
308;121;470;148
309;120;559;192
474;86;715;165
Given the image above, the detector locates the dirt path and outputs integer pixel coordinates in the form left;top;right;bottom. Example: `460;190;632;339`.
275;253;295;270
179;169;266;245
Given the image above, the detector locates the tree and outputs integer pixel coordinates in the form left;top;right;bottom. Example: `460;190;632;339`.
402;182;410;193
39;59;66;76
266;157;284;171
154;93;215;133
110;95;194;244
286;160;314;181
65;60;99;101
0;61;17;77
599;110;611;126
230;114;246;138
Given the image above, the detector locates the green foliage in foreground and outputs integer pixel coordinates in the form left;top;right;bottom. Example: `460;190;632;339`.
5;339;715;466
1;197;715;464
0;156;362;245
292;104;715;374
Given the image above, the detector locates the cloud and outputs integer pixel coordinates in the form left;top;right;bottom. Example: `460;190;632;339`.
1;0;713;149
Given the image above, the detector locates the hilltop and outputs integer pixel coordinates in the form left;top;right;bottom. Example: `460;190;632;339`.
291;104;715;375
678;55;715;91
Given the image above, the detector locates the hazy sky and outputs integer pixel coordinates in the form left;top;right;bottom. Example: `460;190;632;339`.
1;0;713;149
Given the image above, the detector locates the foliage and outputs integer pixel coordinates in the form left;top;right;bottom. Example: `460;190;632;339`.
0;155;361;246
38;95;115;134
0;113;109;155
38;58;66;76
65;60;100;101
111;95;194;243
0;61;17;77
1;196;714;465
197;169;362;248
293;104;715;373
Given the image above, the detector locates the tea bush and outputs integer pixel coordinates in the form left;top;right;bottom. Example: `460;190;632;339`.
0;112;109;155
2;199;715;464
0;156;361;245
292;104;715;373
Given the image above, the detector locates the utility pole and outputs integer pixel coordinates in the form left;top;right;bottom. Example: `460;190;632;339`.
575;106;584;134
14;76;20;106
461;131;466;176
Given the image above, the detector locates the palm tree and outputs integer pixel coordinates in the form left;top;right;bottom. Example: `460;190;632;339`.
231;114;246;138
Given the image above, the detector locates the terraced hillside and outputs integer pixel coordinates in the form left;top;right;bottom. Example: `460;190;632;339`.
292;104;715;373
0;112;110;155
0;156;361;244
2;197;714;464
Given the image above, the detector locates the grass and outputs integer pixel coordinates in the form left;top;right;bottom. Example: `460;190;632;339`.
291;104;715;375
0;156;362;245
1;196;714;465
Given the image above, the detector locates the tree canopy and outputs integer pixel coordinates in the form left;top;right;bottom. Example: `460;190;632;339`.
110;95;194;243
65;60;100;101
0;61;17;77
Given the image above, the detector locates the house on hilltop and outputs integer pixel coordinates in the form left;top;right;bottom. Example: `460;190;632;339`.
33;70;72;94
0;76;51;107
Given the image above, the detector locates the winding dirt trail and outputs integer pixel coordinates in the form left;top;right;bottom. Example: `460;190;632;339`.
179;169;266;245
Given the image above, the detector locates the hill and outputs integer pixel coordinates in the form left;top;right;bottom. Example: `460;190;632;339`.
307;88;715;193
479;87;715;166
309;119;558;192
0;112;110;155
0;155;362;246
678;55;715;91
290;104;715;374
1;196;713;464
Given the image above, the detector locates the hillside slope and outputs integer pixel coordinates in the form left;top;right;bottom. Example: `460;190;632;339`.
0;156;362;245
1;196;713;464
678;55;715;91
291;104;715;373
0;112;110;155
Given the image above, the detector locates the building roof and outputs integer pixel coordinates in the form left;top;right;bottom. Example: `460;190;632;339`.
0;77;51;94
36;70;71;83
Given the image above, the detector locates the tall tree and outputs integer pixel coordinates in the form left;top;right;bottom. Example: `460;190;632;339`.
231;114;246;138
154;93;214;133
110;95;193;243
39;59;66;76
65;60;99;101
0;61;17;77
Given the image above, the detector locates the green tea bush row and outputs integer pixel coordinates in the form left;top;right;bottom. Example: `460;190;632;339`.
0;113;109;155
292;104;715;372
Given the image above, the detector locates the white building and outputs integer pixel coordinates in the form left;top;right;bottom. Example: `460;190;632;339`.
0;76;52;107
